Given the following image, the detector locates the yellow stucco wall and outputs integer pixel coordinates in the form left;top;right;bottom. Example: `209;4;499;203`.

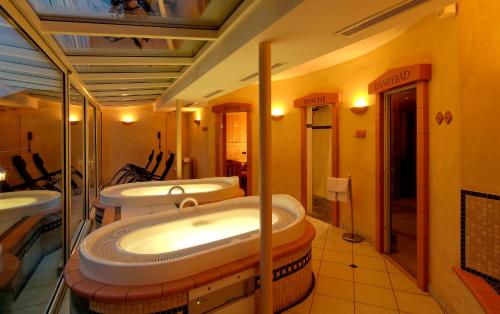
459;0;500;194
102;105;167;183
191;9;489;313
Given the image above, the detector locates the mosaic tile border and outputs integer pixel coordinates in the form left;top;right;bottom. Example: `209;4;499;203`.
255;248;311;288
16;217;61;259
460;190;500;294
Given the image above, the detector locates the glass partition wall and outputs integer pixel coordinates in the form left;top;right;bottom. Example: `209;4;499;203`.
0;8;101;313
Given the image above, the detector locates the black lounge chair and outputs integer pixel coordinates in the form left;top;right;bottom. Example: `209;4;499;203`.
32;153;82;190
107;150;155;186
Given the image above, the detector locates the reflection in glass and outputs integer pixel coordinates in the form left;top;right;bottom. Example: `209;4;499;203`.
55;35;206;57
29;0;244;28
70;86;84;239
0;11;64;313
88;105;97;207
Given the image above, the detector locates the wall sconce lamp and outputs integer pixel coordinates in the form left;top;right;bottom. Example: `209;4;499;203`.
350;97;369;115
194;119;201;125
0;166;6;182
69;114;80;125
271;107;285;121
194;111;201;126
121;114;136;125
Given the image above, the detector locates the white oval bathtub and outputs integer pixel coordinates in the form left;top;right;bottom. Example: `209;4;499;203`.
99;177;240;208
0;190;61;235
0;190;61;220
79;194;305;286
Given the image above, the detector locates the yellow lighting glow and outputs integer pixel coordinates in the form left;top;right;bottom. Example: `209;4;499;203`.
0;166;6;181
69;114;80;123
353;97;368;108
120;184;223;197
121;114;136;125
0;197;37;210
351;95;370;114
271;107;285;120
194;110;201;125
119;208;279;254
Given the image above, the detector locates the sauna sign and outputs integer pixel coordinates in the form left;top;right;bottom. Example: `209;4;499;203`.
212;102;251;113
369;70;410;93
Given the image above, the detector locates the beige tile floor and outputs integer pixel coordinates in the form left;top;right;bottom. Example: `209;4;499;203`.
283;216;443;314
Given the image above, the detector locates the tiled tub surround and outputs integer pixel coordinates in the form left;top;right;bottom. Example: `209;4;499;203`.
64;220;315;313
0;207;62;313
460;190;499;292
82;195;304;286
458;190;500;313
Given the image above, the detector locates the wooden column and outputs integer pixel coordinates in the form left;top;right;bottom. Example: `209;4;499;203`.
259;41;273;314
176;99;183;179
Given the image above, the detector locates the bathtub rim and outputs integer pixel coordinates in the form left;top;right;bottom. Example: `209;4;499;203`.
98;176;240;207
65;218;316;304
79;194;306;285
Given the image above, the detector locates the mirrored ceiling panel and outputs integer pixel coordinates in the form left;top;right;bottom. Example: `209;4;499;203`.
55;35;206;57
0;14;62;104
29;0;244;28
74;65;184;73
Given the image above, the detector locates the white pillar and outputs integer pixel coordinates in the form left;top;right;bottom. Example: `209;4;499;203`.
176;99;183;179
259;41;273;314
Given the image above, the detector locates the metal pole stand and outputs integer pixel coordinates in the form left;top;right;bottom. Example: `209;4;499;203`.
342;175;364;243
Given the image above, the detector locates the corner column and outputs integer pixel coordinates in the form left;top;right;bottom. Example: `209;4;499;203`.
259;41;273;314
176;99;183;179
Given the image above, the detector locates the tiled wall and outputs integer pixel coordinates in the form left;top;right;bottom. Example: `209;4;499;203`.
461;190;500;292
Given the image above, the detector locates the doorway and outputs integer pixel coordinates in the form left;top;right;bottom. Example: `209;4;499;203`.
384;86;417;277
213;102;252;195
308;105;333;223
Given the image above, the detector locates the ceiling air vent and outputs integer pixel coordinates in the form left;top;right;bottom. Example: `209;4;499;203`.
239;62;287;82
336;0;430;37
203;89;224;98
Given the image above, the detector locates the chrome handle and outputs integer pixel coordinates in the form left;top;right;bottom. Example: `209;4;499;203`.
168;185;185;195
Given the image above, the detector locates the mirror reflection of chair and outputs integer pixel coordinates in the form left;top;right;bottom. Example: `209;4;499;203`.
11;155;60;191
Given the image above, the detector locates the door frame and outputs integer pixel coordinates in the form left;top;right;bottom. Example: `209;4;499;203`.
370;64;431;291
213;102;252;195
293;92;342;226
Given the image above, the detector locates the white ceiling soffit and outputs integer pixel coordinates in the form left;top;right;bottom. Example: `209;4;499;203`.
156;0;455;108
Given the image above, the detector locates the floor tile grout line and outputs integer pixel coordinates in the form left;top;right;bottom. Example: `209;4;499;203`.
384;257;402;313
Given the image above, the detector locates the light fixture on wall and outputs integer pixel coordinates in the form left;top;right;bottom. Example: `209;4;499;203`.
194;111;201;125
0;166;6;182
350;96;369;115
69;114;80;125
271;107;285;121
121;114;136;125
